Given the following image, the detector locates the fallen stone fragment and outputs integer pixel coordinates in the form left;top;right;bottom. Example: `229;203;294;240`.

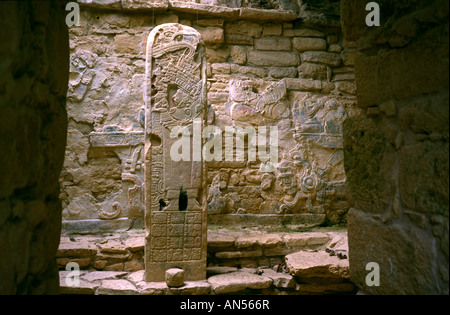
207;271;273;294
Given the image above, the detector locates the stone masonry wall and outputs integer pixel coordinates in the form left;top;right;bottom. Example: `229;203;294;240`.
0;1;69;294
61;0;359;233
341;0;449;294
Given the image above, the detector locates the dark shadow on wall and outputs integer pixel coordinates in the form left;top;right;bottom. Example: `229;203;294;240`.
0;1;69;294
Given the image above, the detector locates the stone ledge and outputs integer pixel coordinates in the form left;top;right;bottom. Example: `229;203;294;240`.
77;0;300;21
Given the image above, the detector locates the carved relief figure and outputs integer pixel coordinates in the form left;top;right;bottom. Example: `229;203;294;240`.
277;94;347;215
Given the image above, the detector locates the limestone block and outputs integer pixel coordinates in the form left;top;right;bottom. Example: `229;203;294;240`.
285;250;350;279
293;37;327;52
301;51;342;67
99;240;128;254
298;62;328;80
230;45;247;65
268;67;298;79
230;64;268;77
247;51;300;67
215;249;263;259
207;271;273;294
114;34;144;55
283;28;324;37
57;241;97;258
239;8;298;21
285;78;322;92
169;281;212;295
155;14;179;25
225;21;263;38
124;237;145;252
260;269;296;289
81;271;128;282
59;277;98;295
170;1;238;18
206;47;230;63
196;27;224;44
255;37;291;51
336;81;356;94
225;34;254;45
97;279;139;295
263;24;283;37
165;268;185;287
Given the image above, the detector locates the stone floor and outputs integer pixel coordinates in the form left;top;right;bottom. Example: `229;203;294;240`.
59;226;354;295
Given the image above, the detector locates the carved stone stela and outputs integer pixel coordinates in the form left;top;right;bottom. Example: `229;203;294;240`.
144;23;207;282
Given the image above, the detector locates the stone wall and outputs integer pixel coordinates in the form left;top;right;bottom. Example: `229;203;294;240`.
341;0;449;294
0;1;69;294
61;0;359;233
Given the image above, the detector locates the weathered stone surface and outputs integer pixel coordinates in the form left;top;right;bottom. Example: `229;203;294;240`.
139;281;169;295
285;251;350;279
293;37;327;52
196;27;224;44
284;78;322;91
165;268;185;287
127;270;145;283
260;269;296;289
255;37;291;51
81;271;128;282
170;1;238;18
301;51;341;67
99;240;128;254
284;28;325;37
114;34;144;55
97;279;139;295
169;281;212;295
121;0;169;11
263;24;283;37
215;249;263;259
207;271;273;294
230;45;247;65
239;8;298;21
298;62;328;80
57;241;97;258
208;232;236;248
59;278;98;295
225;21;263;38
79;0;122;10
124;237;145;252
268;67;298;79
225;34;254;45
248;51;300;67
235;234;283;248
207;266;238;276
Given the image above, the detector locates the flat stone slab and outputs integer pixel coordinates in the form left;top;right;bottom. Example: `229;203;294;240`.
97;279;139;295
57;241;97;257
207;271;273;294
285;251;350;279
59;278;99;295
260;269;296;289
81;271;128;282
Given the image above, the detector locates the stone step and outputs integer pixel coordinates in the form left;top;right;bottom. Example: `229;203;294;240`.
59;255;355;295
57;230;344;271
